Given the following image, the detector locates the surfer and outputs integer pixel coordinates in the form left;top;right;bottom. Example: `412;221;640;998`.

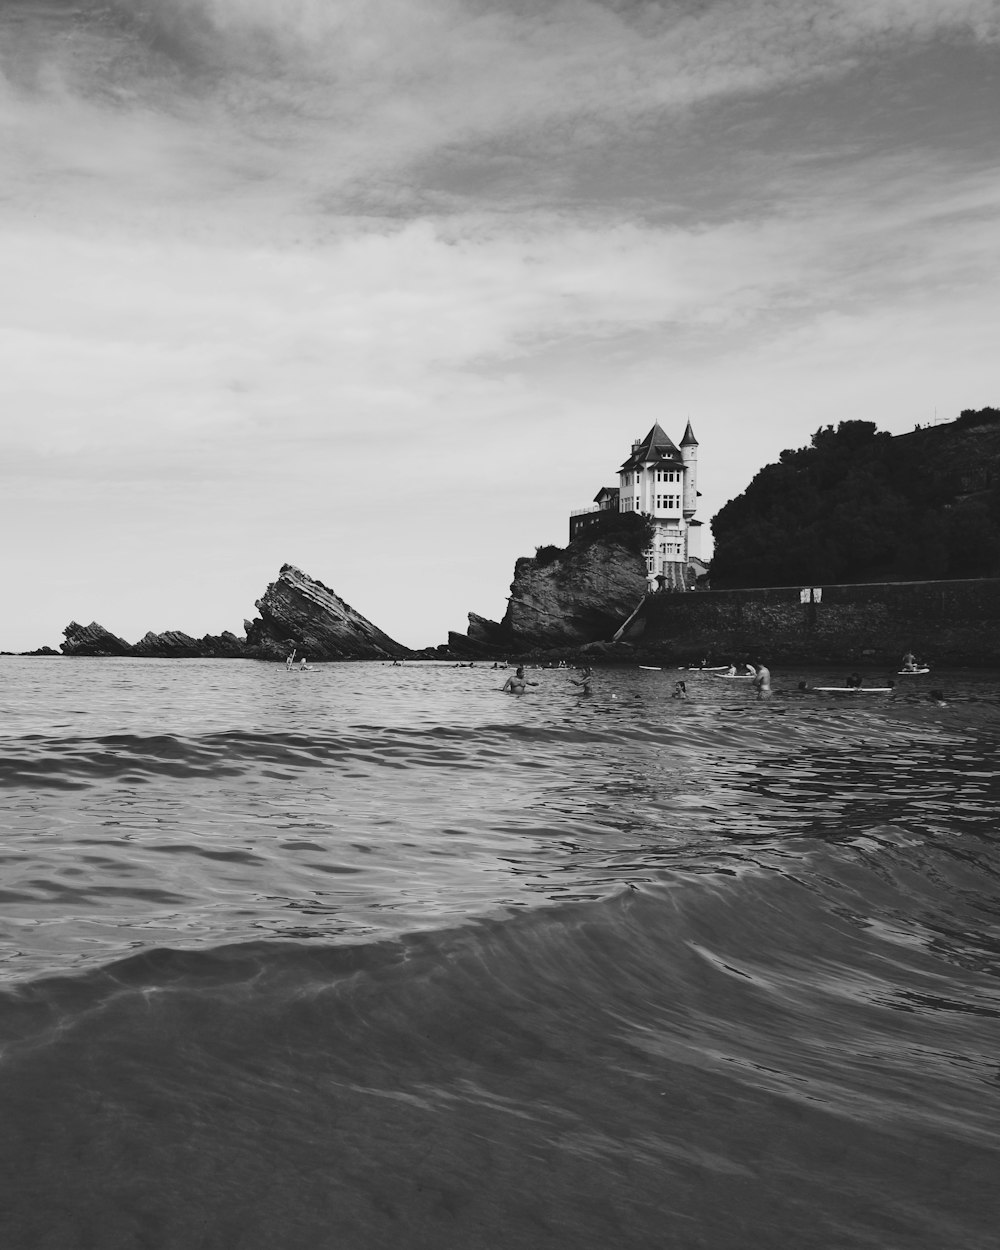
502;666;538;695
725;662;736;676
846;672;863;689
285;649;296;670
901;650;917;672
299;656;308;670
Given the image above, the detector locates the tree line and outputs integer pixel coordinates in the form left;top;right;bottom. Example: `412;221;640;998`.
710;411;1000;586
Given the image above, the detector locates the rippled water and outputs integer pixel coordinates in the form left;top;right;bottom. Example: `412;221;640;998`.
1;658;999;1248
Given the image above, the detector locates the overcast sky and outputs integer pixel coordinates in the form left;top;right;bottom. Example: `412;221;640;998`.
1;0;998;652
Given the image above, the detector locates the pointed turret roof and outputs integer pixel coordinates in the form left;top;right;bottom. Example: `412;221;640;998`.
680;420;698;447
619;423;682;472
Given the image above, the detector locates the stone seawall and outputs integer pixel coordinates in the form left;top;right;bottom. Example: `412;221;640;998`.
623;578;1000;666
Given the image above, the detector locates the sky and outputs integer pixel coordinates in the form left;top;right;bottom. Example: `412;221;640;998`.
1;0;998;652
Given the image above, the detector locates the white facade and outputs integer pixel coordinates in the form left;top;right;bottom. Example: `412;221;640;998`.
617;422;700;582
568;421;703;585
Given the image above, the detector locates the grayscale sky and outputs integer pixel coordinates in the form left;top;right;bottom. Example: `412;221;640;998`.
1;0;998;651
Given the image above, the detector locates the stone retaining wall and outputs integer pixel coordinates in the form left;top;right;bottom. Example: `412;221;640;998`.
625;578;1000;666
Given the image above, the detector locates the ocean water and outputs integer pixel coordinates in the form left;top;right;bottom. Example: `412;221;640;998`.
1;658;999;1249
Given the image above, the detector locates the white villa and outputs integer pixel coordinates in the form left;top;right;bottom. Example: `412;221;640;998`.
569;422;703;589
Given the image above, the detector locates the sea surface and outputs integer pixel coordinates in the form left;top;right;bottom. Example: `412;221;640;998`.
1;657;999;1249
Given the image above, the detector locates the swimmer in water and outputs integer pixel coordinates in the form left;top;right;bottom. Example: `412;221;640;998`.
672;680;688;700
752;663;771;699
502;666;538;695
570;666;593;694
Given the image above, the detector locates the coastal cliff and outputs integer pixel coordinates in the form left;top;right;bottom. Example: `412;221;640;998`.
450;523;650;652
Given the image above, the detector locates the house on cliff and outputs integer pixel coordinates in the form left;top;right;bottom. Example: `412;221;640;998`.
569;422;703;588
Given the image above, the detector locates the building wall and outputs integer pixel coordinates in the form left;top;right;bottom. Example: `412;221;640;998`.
622;578;1000;666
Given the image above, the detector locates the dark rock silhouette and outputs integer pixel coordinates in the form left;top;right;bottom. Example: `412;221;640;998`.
61;621;133;657
244;565;410;661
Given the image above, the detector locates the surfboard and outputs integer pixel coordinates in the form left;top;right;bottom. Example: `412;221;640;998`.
713;673;754;679
814;686;894;693
638;665;661;671
897;668;930;675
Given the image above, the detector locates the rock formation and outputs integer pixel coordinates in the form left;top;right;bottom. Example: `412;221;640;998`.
44;565;409;661
244;564;410;661
450;534;649;652
131;630;247;659
61;621;133;657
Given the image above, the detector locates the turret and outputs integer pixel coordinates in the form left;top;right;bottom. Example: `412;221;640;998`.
680;420;698;517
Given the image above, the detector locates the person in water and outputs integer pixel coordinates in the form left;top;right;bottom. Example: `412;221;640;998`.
846;672;863;689
570;666;593;694
752;663;771;699
502;666;538;695
672;680;688;699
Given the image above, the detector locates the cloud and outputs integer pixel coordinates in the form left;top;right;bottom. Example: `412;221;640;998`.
3;0;997;236
0;0;997;650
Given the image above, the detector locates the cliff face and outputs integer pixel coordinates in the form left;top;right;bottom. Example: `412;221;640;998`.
504;542;648;646
245;564;410;661
451;537;648;652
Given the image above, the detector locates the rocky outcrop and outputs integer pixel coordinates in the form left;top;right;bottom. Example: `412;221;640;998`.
244;564;410;661
61;621;133;657
504;541;648;647
45;565;407;661
450;536;649;652
131;630;248;659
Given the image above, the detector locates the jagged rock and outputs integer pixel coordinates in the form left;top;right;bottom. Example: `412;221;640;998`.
61;621;132;657
200;631;248;658
466;612;510;648
501;541;648;647
131;630;202;657
130;630;248;659
446;630;494;658
245;564;410;661
450;539;648;651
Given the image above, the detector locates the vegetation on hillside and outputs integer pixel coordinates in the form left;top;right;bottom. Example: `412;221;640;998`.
711;412;1000;587
535;511;653;568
